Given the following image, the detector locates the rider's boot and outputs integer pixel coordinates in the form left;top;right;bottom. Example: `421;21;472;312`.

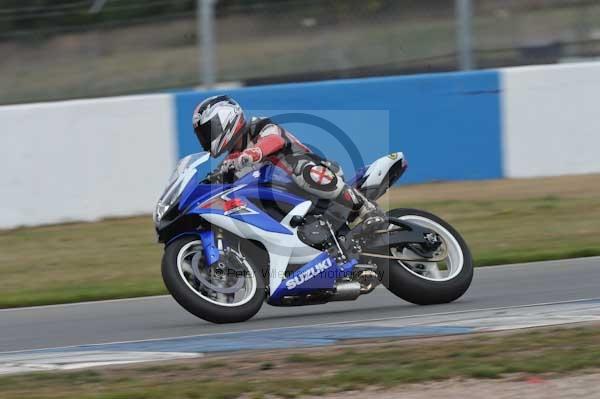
351;203;385;230
339;187;386;233
348;200;386;233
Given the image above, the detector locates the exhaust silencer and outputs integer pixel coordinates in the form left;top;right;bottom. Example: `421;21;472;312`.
330;281;362;301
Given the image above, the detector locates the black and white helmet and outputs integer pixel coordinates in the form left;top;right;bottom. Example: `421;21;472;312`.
192;95;246;157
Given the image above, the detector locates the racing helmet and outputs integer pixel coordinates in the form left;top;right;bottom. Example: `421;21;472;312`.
192;95;246;157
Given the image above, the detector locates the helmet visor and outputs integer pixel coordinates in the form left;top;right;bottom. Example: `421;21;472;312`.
195;118;224;154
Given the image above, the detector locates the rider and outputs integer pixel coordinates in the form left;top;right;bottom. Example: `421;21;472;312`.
192;95;384;231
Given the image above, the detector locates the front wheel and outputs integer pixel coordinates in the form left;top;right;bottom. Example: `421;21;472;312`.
374;208;473;305
162;236;266;323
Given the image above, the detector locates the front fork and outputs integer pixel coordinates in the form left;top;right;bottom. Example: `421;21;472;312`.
198;229;223;267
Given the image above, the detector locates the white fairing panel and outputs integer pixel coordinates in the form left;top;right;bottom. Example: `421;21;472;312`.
200;200;320;294
360;152;404;190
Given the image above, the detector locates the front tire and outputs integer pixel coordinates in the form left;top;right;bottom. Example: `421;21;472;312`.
375;208;473;305
162;236;266;323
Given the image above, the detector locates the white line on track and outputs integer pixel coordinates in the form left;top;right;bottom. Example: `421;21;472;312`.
1;296;599;356
0;295;172;313
2;256;597;313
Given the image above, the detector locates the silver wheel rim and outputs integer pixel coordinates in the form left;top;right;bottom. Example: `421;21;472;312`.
176;240;257;307
390;215;464;282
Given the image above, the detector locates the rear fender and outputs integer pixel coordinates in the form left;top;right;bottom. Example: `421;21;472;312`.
353;152;407;201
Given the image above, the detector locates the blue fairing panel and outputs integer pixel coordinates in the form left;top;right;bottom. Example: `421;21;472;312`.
190;201;293;235
183;186;298;235
234;166;303;206
179;180;232;212
228;198;294;235
237;164;293;186
181;165;302;212
236;185;304;207
269;254;358;305
177;165;305;235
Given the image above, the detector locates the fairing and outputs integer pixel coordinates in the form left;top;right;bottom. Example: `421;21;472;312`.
155;151;404;298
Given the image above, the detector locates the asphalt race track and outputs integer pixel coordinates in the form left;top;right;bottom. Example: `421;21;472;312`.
2;256;599;356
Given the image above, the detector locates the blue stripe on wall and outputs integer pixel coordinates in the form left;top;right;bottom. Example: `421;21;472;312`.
174;70;502;184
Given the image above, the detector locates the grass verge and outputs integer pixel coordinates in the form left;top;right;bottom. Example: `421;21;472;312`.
1;174;599;308
2;325;600;398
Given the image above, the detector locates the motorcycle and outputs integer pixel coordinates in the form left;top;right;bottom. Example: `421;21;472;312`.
154;151;473;323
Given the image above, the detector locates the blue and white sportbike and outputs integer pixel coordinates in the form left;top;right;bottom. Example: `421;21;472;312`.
154;152;473;323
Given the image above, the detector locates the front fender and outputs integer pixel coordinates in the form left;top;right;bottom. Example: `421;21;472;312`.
156;212;207;244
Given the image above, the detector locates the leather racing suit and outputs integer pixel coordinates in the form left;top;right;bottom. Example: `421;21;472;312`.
221;117;374;221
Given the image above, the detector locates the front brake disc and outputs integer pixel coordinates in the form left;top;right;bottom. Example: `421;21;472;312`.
191;252;245;294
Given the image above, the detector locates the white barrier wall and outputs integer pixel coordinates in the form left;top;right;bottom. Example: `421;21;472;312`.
0;95;177;228
502;62;600;178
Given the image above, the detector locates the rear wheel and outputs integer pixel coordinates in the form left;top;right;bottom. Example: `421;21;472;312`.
375;208;473;305
162;236;266;323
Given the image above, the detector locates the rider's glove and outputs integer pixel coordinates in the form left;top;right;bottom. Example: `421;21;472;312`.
234;148;262;170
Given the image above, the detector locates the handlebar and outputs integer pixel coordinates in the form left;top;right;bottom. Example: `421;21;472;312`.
205;165;236;184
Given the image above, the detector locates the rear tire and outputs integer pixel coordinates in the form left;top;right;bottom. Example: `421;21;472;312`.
374;208;473;305
162;235;266;323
